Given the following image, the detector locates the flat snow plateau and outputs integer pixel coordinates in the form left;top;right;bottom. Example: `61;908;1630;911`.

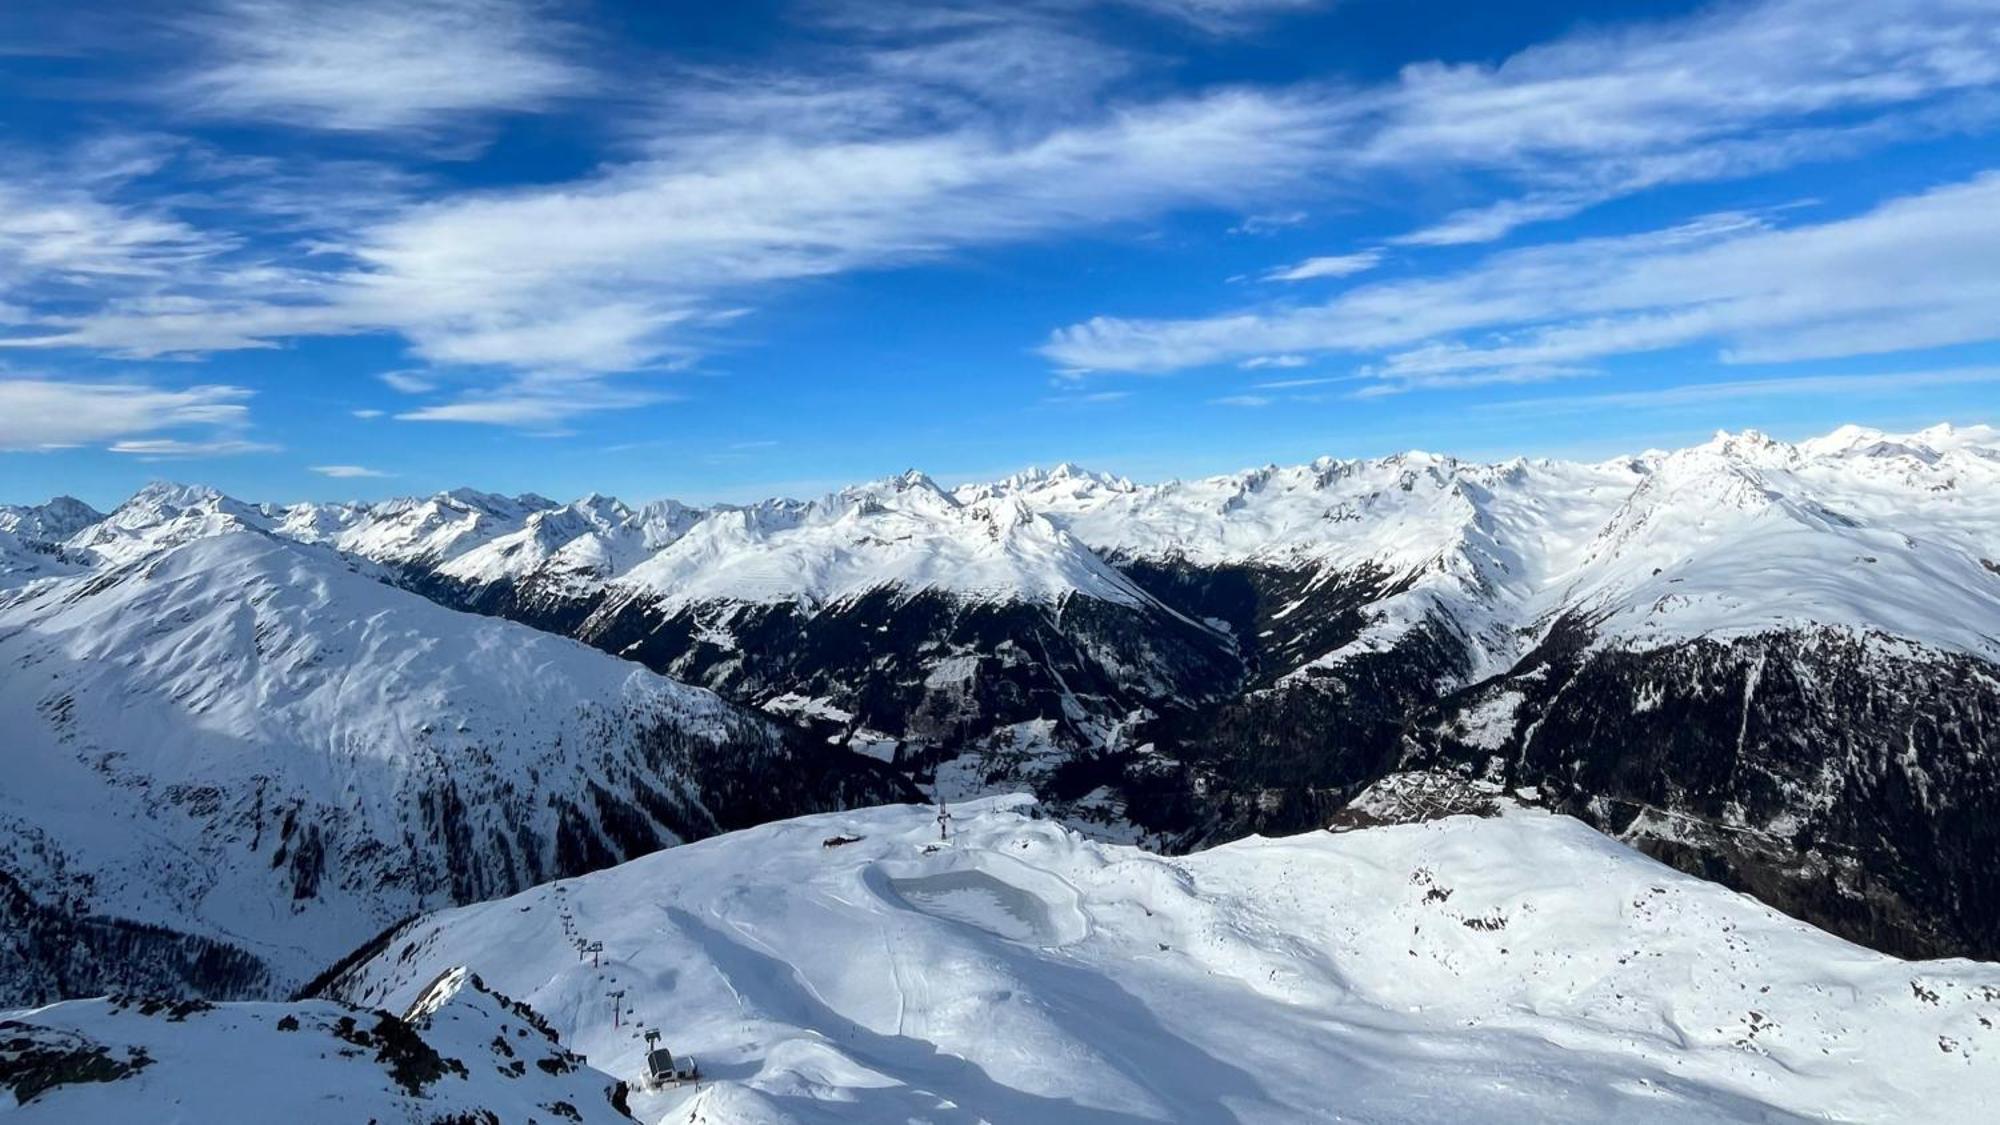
331;797;2000;1124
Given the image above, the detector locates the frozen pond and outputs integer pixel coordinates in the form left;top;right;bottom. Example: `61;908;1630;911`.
885;868;1062;944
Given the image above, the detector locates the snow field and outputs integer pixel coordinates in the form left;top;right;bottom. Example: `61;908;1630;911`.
332;796;2000;1123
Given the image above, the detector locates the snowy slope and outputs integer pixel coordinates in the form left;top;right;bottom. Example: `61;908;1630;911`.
0;531;81;590
1;970;634;1122
324;796;2000;1125
0;528;889;1005
1554;426;2000;658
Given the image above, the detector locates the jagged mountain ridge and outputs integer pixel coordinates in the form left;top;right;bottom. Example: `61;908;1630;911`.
0;526;906;1007
190;422;2000;683
277;468;1248;832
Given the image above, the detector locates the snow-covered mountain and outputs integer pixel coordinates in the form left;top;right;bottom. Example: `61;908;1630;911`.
315;794;2000;1124
958;425;2000;959
0;497;100;588
9;422;1997;967
972;424;2000;673
1;968;634;1122
0;496;102;547
0;526;905;1007
291;470;1242;826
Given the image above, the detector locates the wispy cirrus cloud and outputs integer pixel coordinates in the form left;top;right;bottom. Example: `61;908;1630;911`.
1112;0;1323;35
1353;0;2000;242
0;176;223;291
1482;365;2000;414
110;436;279;458
0;379;262;452
391;375;670;427
169;0;592;132
309;463;393;477
3;0;1997;432
1044;172;2000;393
1261;250;1382;282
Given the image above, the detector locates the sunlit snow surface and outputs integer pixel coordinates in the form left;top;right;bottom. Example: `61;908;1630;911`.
332;797;2000;1124
0;972;633;1123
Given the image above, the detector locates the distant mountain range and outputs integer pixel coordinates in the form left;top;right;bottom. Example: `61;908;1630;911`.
2;422;1996;1012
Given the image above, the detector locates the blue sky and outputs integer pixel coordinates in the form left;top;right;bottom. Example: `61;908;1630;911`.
1;0;1997;508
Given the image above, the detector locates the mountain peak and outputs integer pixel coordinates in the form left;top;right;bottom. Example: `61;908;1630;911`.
436;487;552;515
0;494;105;543
128;480;227;511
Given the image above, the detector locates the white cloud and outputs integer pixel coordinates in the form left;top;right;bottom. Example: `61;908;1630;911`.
331;86;1343;375
1390;196;1594;247
4;79;1350;390
1253;375;1341;389
1043;172;2000;389
1113;0;1322;34
172;0;590;132
1238;354;1309;368
393;377;668;427
3;0;1997;421
350;408;384;418
110;437;279;457
377;371;436;394
1228;210;1308;235
0;178;223;291
0;380;257;451
309;463;393;477
1350;0;2000;241
1210;394;1273;407
1262;250;1382;282
1042;388;1133;406
1349;365;1594;399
